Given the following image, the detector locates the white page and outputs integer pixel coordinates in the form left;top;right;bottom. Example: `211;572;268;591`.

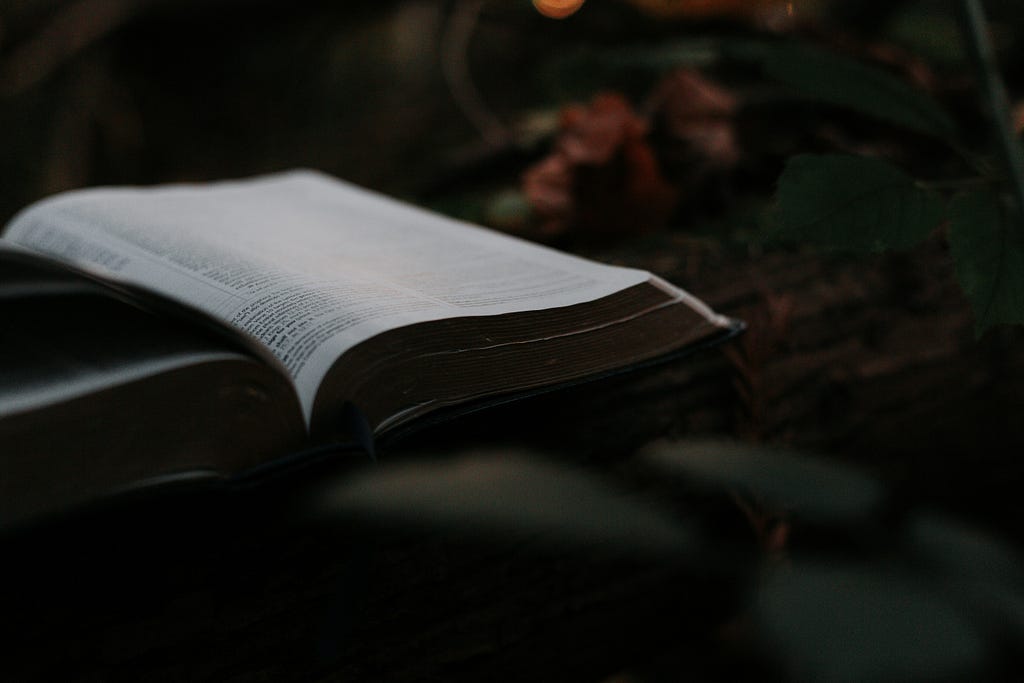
2;171;655;422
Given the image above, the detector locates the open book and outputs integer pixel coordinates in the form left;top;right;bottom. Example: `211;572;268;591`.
0;171;738;528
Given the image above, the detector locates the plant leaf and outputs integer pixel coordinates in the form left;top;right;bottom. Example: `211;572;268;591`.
774;154;944;252
903;513;1024;647
738;42;956;138
948;189;1024;334
641;439;884;526
311;450;697;557
757;563;986;682
906;512;1024;588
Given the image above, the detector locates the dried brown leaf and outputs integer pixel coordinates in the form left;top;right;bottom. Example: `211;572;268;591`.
522;93;677;240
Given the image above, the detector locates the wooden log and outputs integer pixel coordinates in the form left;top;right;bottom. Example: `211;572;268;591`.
418;234;1024;469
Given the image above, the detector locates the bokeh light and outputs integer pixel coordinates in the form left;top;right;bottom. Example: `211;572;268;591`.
533;0;586;20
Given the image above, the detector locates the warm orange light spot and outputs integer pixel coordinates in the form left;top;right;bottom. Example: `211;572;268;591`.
533;0;586;20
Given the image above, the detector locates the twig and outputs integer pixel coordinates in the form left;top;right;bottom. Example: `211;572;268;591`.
440;0;511;149
958;0;1024;218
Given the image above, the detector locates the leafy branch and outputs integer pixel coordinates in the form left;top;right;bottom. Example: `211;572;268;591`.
959;0;1024;222
767;0;1024;335
312;440;1024;680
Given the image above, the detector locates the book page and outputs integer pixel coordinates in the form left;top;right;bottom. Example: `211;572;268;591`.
2;171;653;422
0;293;247;417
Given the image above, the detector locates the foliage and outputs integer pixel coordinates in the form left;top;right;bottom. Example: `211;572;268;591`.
733;41;957;138
313;440;1024;681
758;562;987;683
313;450;696;557
642;439;884;526
503;3;1024;677
949;189;1024;332
516;5;1024;334
765;3;1024;334
774;154;944;252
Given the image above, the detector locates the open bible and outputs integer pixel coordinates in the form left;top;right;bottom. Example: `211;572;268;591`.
0;171;738;527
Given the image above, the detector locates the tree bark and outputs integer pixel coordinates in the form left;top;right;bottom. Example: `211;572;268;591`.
427;235;1024;465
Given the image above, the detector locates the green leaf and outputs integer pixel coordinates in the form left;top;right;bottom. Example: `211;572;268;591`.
757;563;987;683
948;189;1024;334
311;450;697;557
737;42;956;138
774;154;944;252
641;439;884;526
906;512;1024;588
904;513;1024;645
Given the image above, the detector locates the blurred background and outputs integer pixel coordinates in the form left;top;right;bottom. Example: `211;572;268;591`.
5;0;1020;230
